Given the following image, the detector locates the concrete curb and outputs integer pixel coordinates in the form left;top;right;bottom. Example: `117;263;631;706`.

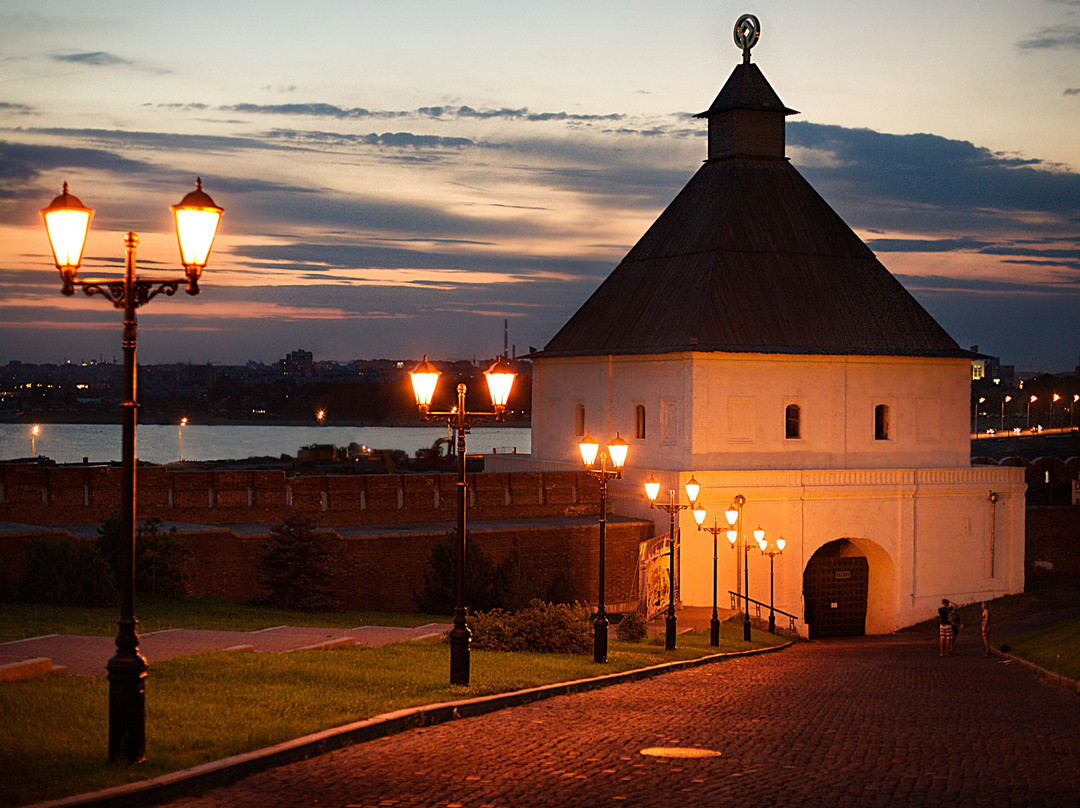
26;642;792;808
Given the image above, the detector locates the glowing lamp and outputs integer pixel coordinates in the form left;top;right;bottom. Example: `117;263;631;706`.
693;504;707;526
578;433;599;467
410;355;441;414
644;476;661;502
607;434;629;470
684;477;700;505
727;529;737;544
483;357;516;413
41;183;94;295
753;526;765;544
777;536;787;552
172;178;223;293
725;506;739;526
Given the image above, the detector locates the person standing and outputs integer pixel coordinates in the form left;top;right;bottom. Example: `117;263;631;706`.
981;602;991;657
938;599;954;657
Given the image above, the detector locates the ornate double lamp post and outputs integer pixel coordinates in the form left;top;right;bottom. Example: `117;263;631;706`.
723;495;755;642
644;475;700;650
691;504;724;646
41;179;223;764
578;433;629;663
410;356;516;686
756;532;786;634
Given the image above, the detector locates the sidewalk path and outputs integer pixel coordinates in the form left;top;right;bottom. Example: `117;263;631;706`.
162;629;1080;808
0;624;450;677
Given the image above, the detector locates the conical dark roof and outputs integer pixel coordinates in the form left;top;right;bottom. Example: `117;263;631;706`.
539;63;965;360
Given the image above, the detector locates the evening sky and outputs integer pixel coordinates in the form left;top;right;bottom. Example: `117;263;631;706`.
1;1;1078;372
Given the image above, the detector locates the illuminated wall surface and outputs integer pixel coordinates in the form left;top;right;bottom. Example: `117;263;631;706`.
512;47;1026;636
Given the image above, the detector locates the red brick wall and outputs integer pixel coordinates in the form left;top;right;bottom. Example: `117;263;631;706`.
0;464;597;527
1026;507;1080;575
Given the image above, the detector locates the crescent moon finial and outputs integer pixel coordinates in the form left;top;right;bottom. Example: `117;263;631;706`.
733;14;760;64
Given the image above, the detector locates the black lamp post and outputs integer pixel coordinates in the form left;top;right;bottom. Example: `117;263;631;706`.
755;531;785;634
724;495;754;642
410;356;516;686
578;433;629;663
691;505;723;646
644;475;700;650
40;179;223;764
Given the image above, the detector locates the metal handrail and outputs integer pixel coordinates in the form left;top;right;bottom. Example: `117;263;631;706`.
728;591;798;632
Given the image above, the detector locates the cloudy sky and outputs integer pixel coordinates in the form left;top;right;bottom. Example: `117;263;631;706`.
2;0;1079;372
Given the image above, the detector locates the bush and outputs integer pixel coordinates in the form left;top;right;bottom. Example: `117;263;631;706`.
615;609;648;642
96;514;192;598
254;512;336;610
414;532;500;614
17;537;117;607
495;545;543;611
470;600;592;654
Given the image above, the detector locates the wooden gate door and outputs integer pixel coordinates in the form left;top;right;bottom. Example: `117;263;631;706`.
803;554;869;639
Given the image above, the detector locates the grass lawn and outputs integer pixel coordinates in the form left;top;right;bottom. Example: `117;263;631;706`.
0;610;780;807
0;597;444;643
998;618;1080;681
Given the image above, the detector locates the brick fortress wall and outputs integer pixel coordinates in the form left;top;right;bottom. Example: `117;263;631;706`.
0;464;654;612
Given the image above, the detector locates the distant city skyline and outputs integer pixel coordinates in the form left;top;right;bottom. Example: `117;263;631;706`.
2;2;1079;371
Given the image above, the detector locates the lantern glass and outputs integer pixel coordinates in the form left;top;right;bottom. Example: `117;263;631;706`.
753;526;765;543
725;507;739;526
693;505;707;526
644;477;660;502
484;359;516;409
578;434;599;467
410;355;440;409
41;184;93;280
776;537;787;552
727;529;738;544
172;179;223;272
606;434;629;470
684;477;700;504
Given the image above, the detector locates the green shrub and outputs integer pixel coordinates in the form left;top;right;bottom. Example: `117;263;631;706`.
471;600;592;654
17;537;117;607
96;514;192;598
495;545;543;611
615;609;648;642
254;512;336;611
414;532;499;615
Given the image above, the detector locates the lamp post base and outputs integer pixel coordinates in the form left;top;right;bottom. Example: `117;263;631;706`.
448;609;471;686
593;612;608;663
743;615;752;643
768;612;776;634
710;614;720;646
106;618;147;764
665;614;676;650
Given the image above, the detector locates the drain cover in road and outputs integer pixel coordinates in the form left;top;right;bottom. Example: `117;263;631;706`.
640;747;721;759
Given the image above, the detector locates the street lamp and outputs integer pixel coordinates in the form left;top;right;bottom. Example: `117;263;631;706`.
578;433;629;663
316;409;326;424
41;179;223;764
410;355;515;685
644;475;700;650
725;494;753;642
756;531;786;634
1001;395;1011;431
1027;395;1037;429
178;417;187;462
691;504;723;646
1051;394;1061;430
1073;394;1079;430
31;424;39;457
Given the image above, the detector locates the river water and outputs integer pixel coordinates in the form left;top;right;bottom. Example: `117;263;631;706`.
0;423;531;465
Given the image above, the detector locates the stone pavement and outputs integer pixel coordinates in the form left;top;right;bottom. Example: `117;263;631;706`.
0;624;451;678
156;628;1080;808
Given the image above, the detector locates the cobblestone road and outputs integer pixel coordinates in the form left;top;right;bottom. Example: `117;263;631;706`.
166;631;1080;808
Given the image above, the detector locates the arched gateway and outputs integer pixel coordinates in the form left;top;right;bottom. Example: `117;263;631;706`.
803;540;869;639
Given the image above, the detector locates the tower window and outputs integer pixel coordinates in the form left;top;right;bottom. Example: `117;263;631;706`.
785;404;801;439
574;403;585;437
635;405;646;440
874;404;890;440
